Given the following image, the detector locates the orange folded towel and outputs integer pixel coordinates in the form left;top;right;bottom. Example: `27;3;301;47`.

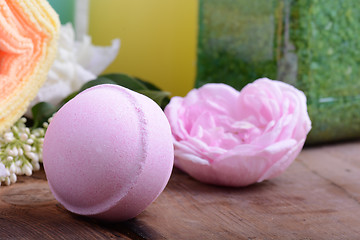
0;0;60;133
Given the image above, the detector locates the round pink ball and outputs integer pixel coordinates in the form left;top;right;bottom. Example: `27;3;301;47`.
43;84;174;221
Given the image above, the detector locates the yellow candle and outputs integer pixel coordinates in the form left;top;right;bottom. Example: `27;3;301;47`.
89;0;198;97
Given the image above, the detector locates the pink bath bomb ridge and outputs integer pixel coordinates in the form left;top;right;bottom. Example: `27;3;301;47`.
43;84;174;221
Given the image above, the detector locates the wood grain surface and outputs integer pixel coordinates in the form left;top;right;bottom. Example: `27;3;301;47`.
0;141;359;239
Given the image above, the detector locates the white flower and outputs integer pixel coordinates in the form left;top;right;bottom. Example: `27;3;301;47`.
4;132;14;143
0;118;47;185
23;144;32;152
9;163;16;173
32;162;40;171
20;133;28;141
9;173;17;184
18;147;23;156
10;147;18;157
22;164;33;177
25;152;39;162
28;23;120;112
4;177;10;186
0;164;7;178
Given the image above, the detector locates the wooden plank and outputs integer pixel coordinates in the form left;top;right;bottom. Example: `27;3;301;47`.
0;142;360;239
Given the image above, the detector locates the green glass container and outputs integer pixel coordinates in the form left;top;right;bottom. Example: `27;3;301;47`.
196;0;360;144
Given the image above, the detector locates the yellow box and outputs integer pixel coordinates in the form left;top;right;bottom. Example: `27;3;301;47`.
89;0;198;97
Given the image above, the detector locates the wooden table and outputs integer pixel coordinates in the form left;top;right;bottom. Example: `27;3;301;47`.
0;141;359;239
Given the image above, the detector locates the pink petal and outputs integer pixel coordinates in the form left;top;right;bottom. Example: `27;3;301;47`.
165;79;312;187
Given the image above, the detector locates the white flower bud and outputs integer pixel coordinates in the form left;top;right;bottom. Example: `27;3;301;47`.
11;147;18;157
4;132;15;142
26;139;34;145
12;126;19;133
26;162;33;171
20;133;28;141
9;163;16;173
9;173;17;183
23;144;32;152
4;177;11;186
32;162;40;171
23;165;32;176
15;160;22;167
5;169;10;176
7;149;14;156
25;152;39;162
18;147;24;156
6;156;13;161
15;167;22;175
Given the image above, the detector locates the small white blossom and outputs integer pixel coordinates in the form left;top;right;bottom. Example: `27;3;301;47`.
12;126;18;133
7;149;14;156
32;162;40;171
9;163;16;173
0;117;49;186
20;133;28;141
18;147;24;156
25;152;39;162
4;177;10;186
22;164;33;177
9;173;17;183
11;147;18;157
23;144;32;152
4;132;15;143
15;167;22;175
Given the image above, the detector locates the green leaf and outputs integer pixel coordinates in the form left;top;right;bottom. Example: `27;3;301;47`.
31;102;58;128
138;89;171;110
79;77;117;92
28;73;172;129
100;73;172;109
100;73;147;91
136;78;163;91
59;77;116;106
60;91;80;106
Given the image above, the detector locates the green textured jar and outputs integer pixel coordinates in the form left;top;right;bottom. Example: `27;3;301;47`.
196;0;360;144
196;0;280;90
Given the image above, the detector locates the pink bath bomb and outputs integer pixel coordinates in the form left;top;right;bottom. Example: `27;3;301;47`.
43;84;174;221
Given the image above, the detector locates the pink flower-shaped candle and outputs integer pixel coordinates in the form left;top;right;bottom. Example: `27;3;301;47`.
165;78;311;186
